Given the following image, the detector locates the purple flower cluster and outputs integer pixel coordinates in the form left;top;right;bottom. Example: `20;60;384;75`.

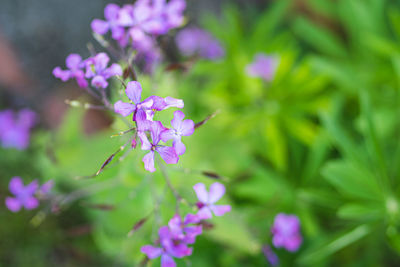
271;213;302;252
175;27;225;60
141;182;230;267
5;177;53;212
114;81;193;172
53;52;122;89
92;1;185;65
0;109;36;150
246;53;279;81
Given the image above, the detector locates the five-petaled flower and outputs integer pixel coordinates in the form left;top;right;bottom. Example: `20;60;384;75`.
138;121;179;172
161;110;194;155
193;182;231;219
5;177;39;212
53;54;88;88
271;213;302;252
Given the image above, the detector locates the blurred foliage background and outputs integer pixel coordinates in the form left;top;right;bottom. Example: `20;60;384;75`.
1;0;400;266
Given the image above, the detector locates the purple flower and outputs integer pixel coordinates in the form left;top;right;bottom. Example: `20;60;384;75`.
114;81;184;125
176;27;225;60
246;53;279;81
193;182;231;220
0;109;36;150
91;4;127;46
85;52;122;88
5;177;39;212
138;121;179;172
53;54;88;88
168;214;202;244
262;245;279;266
141;225;192;267
114;81;154;124
271;213;302;252
160;110;194;155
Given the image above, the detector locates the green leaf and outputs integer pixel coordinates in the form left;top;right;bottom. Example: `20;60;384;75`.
208;212;260;255
298;224;371;265
337;203;383;221
322;160;383;200
293;16;347;57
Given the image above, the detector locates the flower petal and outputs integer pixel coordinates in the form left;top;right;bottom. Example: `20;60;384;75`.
53;67;71;81
173;139;185;156
161;254;176;267
150;121;165;145
104;3;120;21
210;205;231;216
179;119;194;136
104;63;122;78
193;183;208;203
23;197;39;210
284;234;302;252
9;176;24;195
164;97;184;109
160;129;176;142
126;81;142;104
91;75;108;88
156;146;179;164
66;54;83;69
138;132;152;150
197;206;213;220
5;197;21;212
25;180;39;195
137;98;154;110
111;26;125;41
94;52;110;71
141;245;162;259
91;19;109;35
142;151;155;172
171;110;185;129
114;101;135;117
184;213;201;224
208;182;225;203
74;70;89;88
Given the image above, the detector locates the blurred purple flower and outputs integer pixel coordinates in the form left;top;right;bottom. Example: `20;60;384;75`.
160;110;194;155
5;177;39;212
85;52;122;88
193;182;231;220
176;27;225;60
168;214;202;244
262;245;279;266
271;213;302;252
91;4;127;46
53;54;88;88
246;53;279;81
141;225;192;267
0;109;36;150
138;121;179;172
